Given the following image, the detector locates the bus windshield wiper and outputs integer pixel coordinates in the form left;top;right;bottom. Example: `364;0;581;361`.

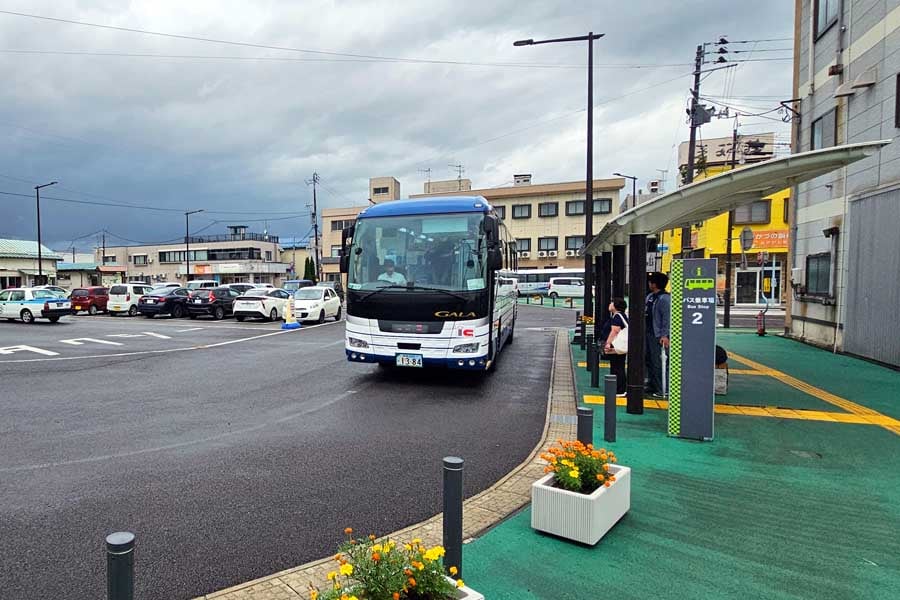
357;284;468;302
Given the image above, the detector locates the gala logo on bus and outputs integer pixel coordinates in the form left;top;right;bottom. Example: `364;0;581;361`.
435;310;476;318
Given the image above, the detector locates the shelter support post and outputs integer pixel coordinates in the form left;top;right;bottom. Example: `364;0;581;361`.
626;234;647;414
612;245;626;299
599;252;612;322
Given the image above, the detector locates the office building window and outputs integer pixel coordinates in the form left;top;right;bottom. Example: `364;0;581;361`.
538;237;558;251
516;238;531;252
512;204;531;219
373;186;389;195
494;205;506;220
330;219;353;231
566;200;585;216
734;200;771;224
538;202;559;217
132;255;147;266
806;253;831;296
103;255;117;265
592;198;612;214
265;251;273;261
811;109;836;150
565;236;584;251
815;0;839;39
331;245;341;257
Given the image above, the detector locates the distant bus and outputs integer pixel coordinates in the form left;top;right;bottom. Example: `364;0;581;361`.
512;267;585;296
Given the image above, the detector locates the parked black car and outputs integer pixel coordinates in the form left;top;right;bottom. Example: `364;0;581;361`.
187;286;241;320
138;287;190;318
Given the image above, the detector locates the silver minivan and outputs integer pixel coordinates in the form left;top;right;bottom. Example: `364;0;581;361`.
547;277;584;299
108;283;155;316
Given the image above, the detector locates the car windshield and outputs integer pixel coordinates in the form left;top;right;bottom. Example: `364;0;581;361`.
71;289;89;297
347;212;487;292
149;289;172;297
33;290;58;299
243;289;269;296
294;288;324;300
283;281;311;291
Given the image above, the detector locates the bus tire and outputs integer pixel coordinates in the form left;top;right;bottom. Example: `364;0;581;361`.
507;323;514;345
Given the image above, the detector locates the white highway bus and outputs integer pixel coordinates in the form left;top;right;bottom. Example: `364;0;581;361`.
513;267;585;296
340;196;518;371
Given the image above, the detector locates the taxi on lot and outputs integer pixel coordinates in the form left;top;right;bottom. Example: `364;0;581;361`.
0;287;72;323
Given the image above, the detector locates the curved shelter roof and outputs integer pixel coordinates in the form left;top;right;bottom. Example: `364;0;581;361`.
583;140;892;255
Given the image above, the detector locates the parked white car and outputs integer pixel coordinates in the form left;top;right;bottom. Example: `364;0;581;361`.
185;280;220;293
34;285;69;298
108;283;155;316
233;288;291;322
293;286;342;323
0;287;71;323
547;277;584;299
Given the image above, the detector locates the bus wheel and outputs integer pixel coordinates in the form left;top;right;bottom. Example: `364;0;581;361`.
507;323;515;345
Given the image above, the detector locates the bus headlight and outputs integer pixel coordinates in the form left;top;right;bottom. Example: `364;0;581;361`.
348;337;369;348
452;342;480;353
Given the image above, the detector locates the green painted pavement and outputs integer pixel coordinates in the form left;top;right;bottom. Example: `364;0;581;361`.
463;333;900;599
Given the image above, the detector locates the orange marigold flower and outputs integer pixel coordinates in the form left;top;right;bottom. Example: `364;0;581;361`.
344;527;353;535
404;569;413;577
449;566;458;576
349;540;357;545
369;534;376;541
408;577;417;587
372;552;381;562
393;594;400;600
604;481;611;487
610;475;616;482
334;553;342;561
596;474;604;481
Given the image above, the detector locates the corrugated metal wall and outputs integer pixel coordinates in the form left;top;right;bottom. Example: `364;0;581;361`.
843;188;900;367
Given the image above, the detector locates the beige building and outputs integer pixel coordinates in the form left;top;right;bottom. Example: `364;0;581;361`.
411;174;625;269
424;178;473;194
321;205;369;283
0;239;63;288
369;177;401;203
97;225;288;286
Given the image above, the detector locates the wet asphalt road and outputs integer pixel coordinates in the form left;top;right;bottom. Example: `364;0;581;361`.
0;305;575;599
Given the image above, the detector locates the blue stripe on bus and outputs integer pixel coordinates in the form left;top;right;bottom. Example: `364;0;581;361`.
358;196;491;218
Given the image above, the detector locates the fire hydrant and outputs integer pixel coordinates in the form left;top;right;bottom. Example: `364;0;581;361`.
756;310;767;336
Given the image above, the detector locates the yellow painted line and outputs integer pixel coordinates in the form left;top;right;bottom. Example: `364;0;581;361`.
576;362;610;368
728;351;900;437
729;369;770;376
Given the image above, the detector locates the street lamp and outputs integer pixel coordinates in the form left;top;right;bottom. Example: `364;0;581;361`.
185;209;204;283
613;173;638;209
34;181;58;285
515;32;604;317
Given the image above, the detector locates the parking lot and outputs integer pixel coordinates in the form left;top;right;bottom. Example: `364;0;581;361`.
0;305;573;600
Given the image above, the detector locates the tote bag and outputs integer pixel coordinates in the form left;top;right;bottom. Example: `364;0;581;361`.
611;313;629;355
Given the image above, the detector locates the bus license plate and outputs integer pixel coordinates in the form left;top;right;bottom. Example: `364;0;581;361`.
396;353;423;368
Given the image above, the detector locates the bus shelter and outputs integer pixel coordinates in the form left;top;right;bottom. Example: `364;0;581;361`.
580;139;891;437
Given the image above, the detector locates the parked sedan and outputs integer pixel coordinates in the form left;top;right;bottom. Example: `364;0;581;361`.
233;288;291;322
69;286;108;315
0;287;71;323
137;287;190;318
187;286;240;320
293;286;342;323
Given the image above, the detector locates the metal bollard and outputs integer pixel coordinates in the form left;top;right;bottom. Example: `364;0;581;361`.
585;334;594;371
604;374;617;442
442;457;464;579
552;296;556;307
106;532;134;600
576;406;594;446
590;341;600;388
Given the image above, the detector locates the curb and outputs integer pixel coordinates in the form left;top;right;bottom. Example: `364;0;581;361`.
197;329;577;600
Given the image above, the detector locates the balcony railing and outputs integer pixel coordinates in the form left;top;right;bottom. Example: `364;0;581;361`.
185;233;279;244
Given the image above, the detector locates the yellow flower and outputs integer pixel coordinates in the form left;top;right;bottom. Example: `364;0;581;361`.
310;591;319;600
327;571;338;581
449;566;458;576
339;563;354;576
411;538;421;545
404;543;412;551
456;579;465;589
423;546;446;561
372;543;383;553
568;469;579;478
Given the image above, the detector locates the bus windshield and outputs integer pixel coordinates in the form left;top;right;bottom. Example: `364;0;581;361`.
347;212;487;292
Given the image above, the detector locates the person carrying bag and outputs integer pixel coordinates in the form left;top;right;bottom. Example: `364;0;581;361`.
602;298;629;397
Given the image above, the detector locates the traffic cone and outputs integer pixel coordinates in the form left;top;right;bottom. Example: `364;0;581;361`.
281;296;301;330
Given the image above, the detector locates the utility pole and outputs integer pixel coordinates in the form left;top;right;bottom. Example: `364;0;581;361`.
685;44;705;186
306;172;321;282
723;121;738;328
184;210;204;283
419;167;432;192
101;232;106;265
448;163;464;191
34;181;58;285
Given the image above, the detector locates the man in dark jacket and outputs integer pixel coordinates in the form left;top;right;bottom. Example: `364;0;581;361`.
645;272;671;398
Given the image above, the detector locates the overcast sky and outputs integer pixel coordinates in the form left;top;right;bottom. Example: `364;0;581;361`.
0;0;794;252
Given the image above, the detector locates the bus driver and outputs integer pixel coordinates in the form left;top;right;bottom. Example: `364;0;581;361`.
377;259;407;286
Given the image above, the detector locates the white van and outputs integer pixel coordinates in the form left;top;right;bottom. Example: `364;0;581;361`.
185;280;219;296
547;277;584;299
108;283;155;316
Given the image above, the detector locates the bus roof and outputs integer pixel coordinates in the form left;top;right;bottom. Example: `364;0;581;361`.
358;196;492;219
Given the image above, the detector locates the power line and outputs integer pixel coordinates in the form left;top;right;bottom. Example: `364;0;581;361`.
0;11;692;70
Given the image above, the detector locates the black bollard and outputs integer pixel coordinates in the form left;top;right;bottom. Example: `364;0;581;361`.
106;532;134;600
442;457;464;579
585;334;594;372
591;340;600;388
604;374;617;442
577;406;594;446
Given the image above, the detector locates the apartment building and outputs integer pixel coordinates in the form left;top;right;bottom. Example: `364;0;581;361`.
411;174;625;269
789;0;900;366
97;225;288;286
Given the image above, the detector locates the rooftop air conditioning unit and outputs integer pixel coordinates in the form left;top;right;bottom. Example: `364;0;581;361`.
519;251;530;258
148;258;154;264
537;251;548;258
548;250;558;258
565;250;576;257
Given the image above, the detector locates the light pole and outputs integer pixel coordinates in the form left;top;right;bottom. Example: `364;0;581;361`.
515;32;604;318
34;181;58;285
613;173;637;209
185;209;204;283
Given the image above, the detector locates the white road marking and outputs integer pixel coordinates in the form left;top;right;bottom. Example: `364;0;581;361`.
141;331;171;339
0;345;59;356
176;328;204;332
0;389;358;473
60;338;124;346
107;333;146;338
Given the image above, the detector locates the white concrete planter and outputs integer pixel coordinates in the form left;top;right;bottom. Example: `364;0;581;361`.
447;576;484;600
530;464;631;545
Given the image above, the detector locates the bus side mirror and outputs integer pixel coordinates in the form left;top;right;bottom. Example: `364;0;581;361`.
340;255;349;273
339;225;355;274
483;216;499;245
488;247;503;271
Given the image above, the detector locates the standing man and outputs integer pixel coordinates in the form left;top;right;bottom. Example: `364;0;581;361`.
645;272;671;398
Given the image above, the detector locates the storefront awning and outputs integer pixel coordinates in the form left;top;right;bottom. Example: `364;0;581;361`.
583;139;892;255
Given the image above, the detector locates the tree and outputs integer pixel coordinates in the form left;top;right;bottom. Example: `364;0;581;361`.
303;256;317;282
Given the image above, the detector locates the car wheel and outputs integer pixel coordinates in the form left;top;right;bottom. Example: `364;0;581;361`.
269;308;278;322
128;305;138;317
20;309;34;324
335;306;342;321
48;316;60;323
317;310;325;324
214;306;225;320
172;305;184;318
88;304;98;315
549;292;558;299
235;316;245;322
